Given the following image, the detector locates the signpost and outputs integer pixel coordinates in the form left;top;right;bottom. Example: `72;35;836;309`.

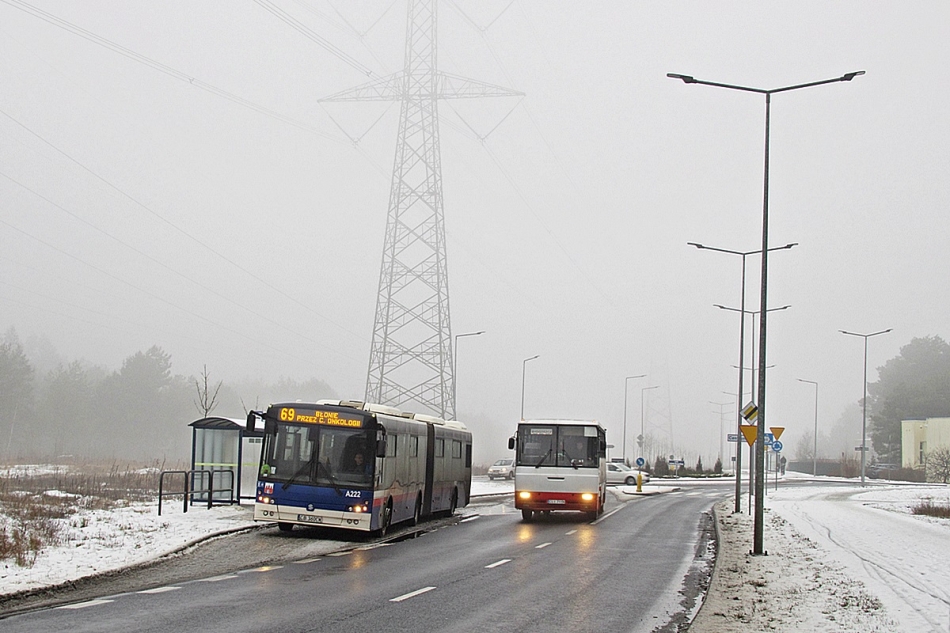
772;440;783;491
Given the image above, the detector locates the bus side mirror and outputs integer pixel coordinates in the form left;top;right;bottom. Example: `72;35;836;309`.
508;437;515;450
376;431;387;458
246;411;257;433
599;439;607;458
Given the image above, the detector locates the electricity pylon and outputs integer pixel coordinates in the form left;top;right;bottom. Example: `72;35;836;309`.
320;0;520;419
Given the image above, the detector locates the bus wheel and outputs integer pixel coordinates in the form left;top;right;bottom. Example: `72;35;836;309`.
379;500;392;537
521;508;533;522
410;495;421;526
277;522;293;533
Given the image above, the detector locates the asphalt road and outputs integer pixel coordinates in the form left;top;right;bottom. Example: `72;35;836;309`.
0;481;733;633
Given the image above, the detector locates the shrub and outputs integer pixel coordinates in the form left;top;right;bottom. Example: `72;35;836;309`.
911;498;950;518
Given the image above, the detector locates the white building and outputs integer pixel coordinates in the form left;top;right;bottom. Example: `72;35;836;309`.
901;417;950;468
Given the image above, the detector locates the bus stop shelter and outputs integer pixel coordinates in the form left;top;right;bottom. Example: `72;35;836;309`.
189;416;263;502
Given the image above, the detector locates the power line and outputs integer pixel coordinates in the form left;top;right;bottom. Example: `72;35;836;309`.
0;168;357;363
253;0;374;76
0;0;348;145
0;106;366;344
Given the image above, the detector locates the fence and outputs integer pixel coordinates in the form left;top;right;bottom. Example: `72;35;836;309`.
158;469;235;516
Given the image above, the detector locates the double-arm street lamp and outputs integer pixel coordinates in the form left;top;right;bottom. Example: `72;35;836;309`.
669;69;864;554
689;241;796;513
623;375;646;463
796;378;819;476
453;331;484;419
521;354;540;421
840;329;892;485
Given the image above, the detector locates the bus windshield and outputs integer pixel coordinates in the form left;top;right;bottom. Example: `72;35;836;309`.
262;424;375;488
517;424;599;468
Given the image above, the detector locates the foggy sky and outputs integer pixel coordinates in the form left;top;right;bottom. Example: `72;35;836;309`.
2;1;947;466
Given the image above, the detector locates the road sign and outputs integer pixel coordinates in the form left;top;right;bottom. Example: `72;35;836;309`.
855;446;869;452
740;425;758;446
771;440;783;452
727;433;740;442
635;457;645;467
667;459;685;466
764;432;774;446
770;426;785;441
741;402;758;421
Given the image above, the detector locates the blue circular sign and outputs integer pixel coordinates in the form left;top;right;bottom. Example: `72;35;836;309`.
771;440;783;452
636;457;645;467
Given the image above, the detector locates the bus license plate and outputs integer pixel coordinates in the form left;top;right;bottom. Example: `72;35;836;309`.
547;499;566;504
297;514;323;523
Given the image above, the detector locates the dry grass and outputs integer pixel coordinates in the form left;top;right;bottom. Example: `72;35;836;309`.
911;498;950;519
0;461;174;567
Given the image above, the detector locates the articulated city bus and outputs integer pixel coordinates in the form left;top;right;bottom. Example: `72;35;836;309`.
509;419;607;521
249;400;471;535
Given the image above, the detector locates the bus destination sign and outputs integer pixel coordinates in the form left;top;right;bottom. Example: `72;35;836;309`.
278;407;363;428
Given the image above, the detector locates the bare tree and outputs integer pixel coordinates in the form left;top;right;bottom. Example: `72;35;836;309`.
925;447;950;484
193;364;222;418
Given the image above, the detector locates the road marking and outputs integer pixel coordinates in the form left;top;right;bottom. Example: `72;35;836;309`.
327;551;352;557
239;565;283;573
460;515;480;523
592;506;623;525
57;599;114;610
199;574;238;583
535;542;552;549
357;543;391;551
137;586;180;594
390;586;436;602
485;559;511;569
293;558;321;564
565;529;577;535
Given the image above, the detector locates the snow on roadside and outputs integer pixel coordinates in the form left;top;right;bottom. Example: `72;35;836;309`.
769;484;950;632
0;501;256;597
691;498;899;632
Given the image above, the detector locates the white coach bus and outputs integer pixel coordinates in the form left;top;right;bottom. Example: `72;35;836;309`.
508;419;607;521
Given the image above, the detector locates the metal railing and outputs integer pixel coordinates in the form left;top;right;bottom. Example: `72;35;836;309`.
158;469;235;516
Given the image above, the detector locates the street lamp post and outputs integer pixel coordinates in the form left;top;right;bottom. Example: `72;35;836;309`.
717;304;787;510
623;374;646;463
796;378;819;476
669;69;864;554
453;331;484;419
689;241;795;513
641;385;659;465
710;400;732;468
839;329;892;485
521;355;540;421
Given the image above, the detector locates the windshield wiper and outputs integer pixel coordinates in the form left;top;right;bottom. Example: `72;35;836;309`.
317;461;344;496
535;450;551;468
281;458;314;490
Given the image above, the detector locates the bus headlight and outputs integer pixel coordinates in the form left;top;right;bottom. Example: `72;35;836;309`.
518;491;531;500
581;493;595;502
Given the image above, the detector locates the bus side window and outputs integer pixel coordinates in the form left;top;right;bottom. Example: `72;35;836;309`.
452;440;462;459
386;434;397;457
434;438;444;458
465;444;472;468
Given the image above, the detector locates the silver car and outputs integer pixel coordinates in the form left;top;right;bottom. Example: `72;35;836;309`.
606;462;650;485
487;458;515;480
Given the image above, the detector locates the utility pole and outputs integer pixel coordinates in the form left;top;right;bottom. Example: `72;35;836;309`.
321;1;521;418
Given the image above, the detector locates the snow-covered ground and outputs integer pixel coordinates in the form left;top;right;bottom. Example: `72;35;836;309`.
2;471;949;632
